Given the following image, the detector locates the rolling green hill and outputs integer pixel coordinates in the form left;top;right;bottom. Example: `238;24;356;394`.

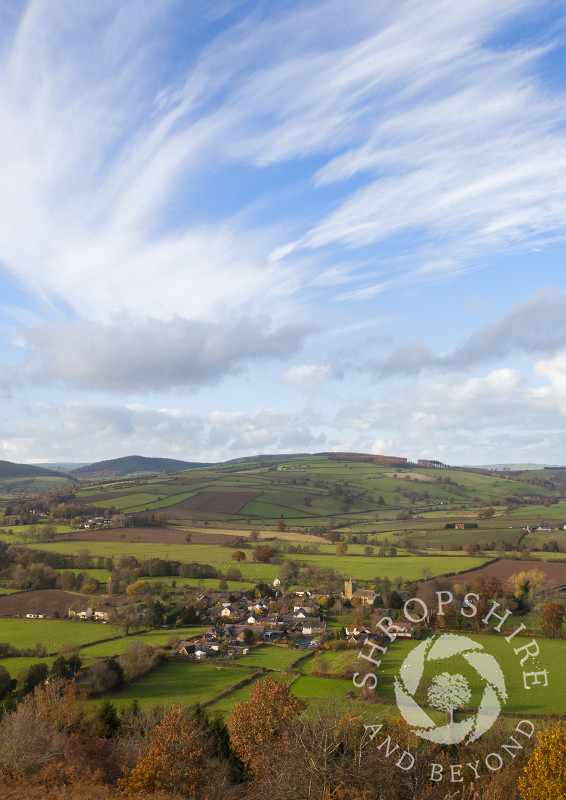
65;453;565;537
0;460;76;480
70;455;214;479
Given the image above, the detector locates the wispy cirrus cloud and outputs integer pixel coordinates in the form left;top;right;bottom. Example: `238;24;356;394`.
1;0;565;330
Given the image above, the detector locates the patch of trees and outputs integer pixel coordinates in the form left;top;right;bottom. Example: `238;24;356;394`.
444;522;478;528
253;545;276;563
125;512;168;527
394;486;431;504
279;542;320;555
8;545;72;570
55;569;99;593
10;561;58;590
0;642;49;658
178;562;218;579
137;557;180;577
0;667;560;799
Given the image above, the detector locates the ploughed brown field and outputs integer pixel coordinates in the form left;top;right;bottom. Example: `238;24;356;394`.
447;558;566;588
64;527;233;545
64;526;326;544
0;589;128;617
168;490;261;515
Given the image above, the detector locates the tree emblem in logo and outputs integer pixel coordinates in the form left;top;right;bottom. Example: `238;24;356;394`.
394;634;506;744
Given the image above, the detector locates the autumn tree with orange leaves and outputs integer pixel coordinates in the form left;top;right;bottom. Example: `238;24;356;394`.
228;676;305;779
119;704;209;797
519;723;566;800
538;601;565;638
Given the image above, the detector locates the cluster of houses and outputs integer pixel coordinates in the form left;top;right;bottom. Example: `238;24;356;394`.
25;610;58;619
21;577;416;661
175;578;415;660
524;521;566;532
82;517;112;529
68;606;111;622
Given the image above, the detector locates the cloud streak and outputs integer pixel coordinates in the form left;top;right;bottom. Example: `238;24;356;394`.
1;0;565;327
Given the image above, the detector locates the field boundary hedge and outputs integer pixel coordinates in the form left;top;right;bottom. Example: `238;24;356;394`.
285;650;315;670
442;557;499;578
201;668;262;707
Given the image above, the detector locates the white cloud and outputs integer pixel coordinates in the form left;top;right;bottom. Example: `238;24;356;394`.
282;364;329;394
360;286;566;377
331;365;566;464
0;401;329;463
12;315;314;392
534;350;566;403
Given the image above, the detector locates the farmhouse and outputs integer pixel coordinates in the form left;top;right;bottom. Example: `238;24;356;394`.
384;621;414;638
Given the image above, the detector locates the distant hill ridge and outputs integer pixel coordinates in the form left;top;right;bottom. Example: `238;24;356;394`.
70;455;213;479
0;460;77;481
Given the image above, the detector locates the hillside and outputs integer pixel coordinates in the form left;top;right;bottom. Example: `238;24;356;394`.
64;453;566;537
70;455;214;479
0;460;76;480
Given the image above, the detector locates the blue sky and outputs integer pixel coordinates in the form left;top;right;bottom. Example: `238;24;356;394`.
1;0;566;466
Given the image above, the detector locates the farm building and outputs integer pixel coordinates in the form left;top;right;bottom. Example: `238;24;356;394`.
384;621;413;638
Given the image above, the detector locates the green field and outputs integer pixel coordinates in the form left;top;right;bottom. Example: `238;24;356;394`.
290;675;360;699
282;553;491;581
22;539;490;582
0;655;55;679
80;627;207;660
233;644;302;670
0;618;122;651
376;632;560;716
94;661;253;708
206;672;293;714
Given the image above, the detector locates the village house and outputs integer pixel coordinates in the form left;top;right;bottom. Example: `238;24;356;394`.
345;625;370;637
222;624;266;642
301;618;326;635
384;621;414;638
177;641;196;657
293;602;320;615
